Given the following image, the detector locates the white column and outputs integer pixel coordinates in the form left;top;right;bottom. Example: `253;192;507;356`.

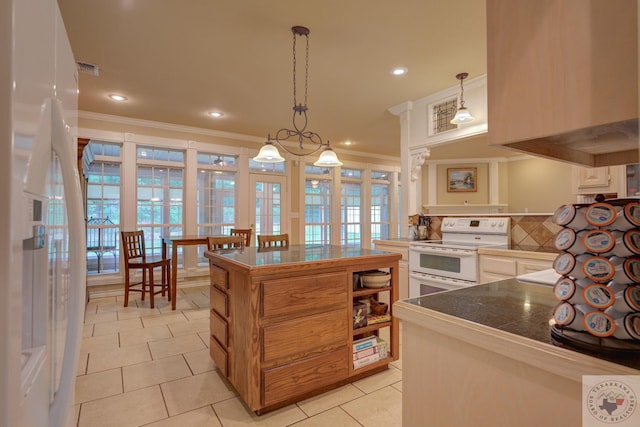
389;101;413;237
489;161;499;205
427;162;437;206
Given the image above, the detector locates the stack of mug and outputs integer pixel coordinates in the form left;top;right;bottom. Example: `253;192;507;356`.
551;200;640;341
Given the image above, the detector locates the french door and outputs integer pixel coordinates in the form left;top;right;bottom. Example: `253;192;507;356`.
250;174;287;246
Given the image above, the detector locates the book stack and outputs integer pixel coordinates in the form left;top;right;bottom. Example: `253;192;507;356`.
352;336;380;369
367;313;391;325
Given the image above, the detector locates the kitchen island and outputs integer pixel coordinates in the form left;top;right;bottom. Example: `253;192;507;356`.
204;245;401;413
394;279;640;427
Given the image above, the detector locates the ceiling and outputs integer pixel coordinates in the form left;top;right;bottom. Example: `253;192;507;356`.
57;0;489;158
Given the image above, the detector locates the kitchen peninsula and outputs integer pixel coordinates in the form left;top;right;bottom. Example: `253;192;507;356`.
204;245;401;413
394;279;640;427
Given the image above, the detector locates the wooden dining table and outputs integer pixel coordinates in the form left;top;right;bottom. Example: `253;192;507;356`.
161;235;209;310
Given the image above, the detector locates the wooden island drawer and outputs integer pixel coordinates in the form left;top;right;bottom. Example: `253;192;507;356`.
210;265;229;290
262;347;349;407
210;285;228;317
261;309;347;363
210;336;228;376
261;272;346;319
210;309;228;347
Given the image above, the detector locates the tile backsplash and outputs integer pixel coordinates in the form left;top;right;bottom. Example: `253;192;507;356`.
426;215;561;249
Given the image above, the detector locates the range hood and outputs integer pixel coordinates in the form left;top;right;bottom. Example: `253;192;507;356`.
486;0;638;168
497;119;639;168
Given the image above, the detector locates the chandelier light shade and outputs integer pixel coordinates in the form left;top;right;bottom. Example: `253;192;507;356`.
450;72;475;125
253;26;342;167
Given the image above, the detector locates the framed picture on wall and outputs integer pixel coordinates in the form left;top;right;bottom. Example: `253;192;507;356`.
447;167;477;192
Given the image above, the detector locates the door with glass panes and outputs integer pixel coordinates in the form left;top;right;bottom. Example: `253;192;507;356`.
250;174;287;246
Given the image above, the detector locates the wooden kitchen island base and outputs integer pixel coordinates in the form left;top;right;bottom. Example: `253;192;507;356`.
205;245;400;413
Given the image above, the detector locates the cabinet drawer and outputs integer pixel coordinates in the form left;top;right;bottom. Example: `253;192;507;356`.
262;347;349;407
262;309;348;364
210;285;228;317
481;256;516;276
210;336;228;377
261;272;346;319
210;265;229;290
210;309;229;347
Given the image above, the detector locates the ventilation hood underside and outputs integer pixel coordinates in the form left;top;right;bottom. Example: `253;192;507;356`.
499;119;639;167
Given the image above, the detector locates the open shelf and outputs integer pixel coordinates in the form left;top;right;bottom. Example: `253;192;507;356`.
353;321;392;336
353;286;391;298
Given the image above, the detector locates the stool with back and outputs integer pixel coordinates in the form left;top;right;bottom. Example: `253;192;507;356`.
120;231;171;309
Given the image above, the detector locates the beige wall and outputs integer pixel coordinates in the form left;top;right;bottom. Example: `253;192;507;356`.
506;157;573;213
420;156;574;213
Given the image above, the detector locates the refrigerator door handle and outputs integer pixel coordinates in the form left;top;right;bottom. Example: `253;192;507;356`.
48;98;86;426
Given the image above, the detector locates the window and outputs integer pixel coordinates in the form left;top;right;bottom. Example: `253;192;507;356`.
371;170;391;241
136;146;184;258
196;153;237;261
249;158;286;173
305;166;332;244
85;141;121;274
340;168;362;246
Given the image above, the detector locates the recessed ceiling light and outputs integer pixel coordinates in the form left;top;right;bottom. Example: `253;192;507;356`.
108;94;128;101
208;111;224;118
390;67;408;76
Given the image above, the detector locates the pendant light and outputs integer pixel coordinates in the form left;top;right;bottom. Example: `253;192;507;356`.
253;26;342;167
450;72;475;125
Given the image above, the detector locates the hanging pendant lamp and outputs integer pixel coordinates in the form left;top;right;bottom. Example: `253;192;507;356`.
253;26;342;167
450;72;475;125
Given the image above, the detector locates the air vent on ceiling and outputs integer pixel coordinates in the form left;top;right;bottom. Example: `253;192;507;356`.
76;61;99;76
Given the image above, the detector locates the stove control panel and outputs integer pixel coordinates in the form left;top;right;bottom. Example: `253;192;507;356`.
441;217;510;235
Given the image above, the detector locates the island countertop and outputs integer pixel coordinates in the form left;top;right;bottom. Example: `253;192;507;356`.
206;244;400;269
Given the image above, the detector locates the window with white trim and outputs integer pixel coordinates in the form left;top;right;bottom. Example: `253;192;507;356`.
136;146;184;258
371;170;391;241
304;165;332;245
85;141;121;275
196;153;237;261
340;168;362;246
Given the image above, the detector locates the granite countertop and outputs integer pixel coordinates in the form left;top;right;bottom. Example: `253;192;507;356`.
205;244;400;268
403;279;640;370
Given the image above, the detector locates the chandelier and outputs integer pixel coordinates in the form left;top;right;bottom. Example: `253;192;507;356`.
253;26;343;167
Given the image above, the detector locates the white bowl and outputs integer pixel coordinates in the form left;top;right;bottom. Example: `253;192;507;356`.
361;271;390;288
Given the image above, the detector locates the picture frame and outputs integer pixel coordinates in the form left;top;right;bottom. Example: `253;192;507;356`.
447;167;477;192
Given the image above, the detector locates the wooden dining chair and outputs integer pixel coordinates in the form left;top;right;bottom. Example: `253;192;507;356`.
120;230;171;308
230;228;252;247
207;235;245;250
257;233;289;248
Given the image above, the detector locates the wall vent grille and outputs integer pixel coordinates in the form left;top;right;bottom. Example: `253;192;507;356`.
76;61;99;76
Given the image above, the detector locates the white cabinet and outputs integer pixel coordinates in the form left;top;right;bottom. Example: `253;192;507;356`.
373;240;409;300
572;166;623;195
479;250;555;284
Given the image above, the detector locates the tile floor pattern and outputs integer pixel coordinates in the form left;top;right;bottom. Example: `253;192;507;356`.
76;285;403;427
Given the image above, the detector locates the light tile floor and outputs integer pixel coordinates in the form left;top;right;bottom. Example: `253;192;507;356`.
75;285;403;427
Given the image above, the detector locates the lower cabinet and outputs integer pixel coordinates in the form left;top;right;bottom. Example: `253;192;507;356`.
479;251;555;284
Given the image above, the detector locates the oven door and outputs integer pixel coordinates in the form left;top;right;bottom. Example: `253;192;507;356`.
409;271;477;298
409;245;478;282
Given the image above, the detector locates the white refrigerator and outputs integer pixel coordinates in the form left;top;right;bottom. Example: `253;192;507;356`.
1;0;86;426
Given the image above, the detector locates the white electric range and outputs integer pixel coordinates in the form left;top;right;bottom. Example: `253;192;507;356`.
409;217;511;297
